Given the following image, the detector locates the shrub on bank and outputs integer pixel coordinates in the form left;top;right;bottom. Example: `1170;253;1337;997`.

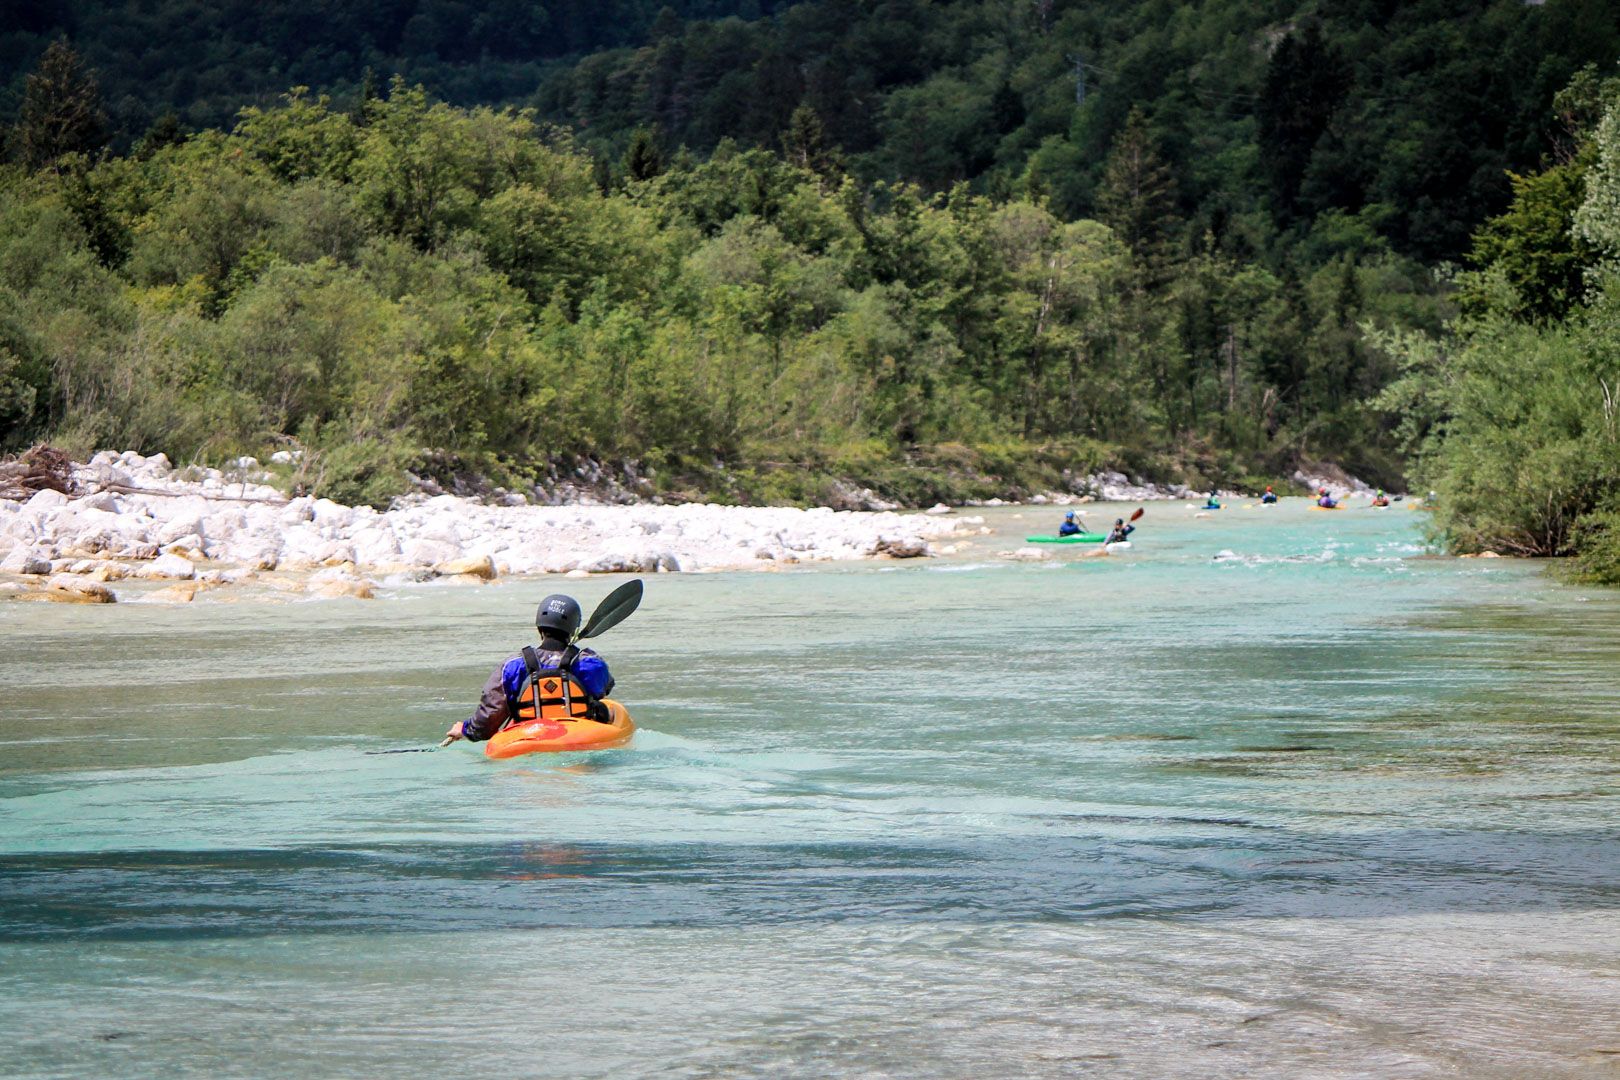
1568;509;1620;585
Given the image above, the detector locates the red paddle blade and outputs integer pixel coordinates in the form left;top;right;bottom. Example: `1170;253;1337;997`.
1130;507;1145;521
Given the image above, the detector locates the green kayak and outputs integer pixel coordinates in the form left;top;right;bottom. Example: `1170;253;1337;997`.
1025;533;1106;544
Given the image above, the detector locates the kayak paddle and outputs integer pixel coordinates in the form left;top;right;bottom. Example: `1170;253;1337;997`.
574;578;643;642
368;579;646;755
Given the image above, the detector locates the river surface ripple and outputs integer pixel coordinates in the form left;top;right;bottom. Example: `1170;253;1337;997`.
2;501;1618;1078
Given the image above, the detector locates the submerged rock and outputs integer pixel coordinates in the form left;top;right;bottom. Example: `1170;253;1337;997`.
434;554;496;580
146;582;200;603
42;574;116;603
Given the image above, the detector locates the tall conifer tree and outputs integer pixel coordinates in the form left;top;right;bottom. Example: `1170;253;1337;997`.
11;39;107;170
1096;107;1179;282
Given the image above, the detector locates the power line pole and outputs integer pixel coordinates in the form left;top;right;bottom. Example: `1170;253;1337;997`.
1067;52;1086;105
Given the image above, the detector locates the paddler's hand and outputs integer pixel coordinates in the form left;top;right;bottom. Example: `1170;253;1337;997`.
443;722;465;742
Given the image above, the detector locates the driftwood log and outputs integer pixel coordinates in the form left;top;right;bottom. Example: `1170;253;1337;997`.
0;445;75;501
99;482;287;505
1;446;287;505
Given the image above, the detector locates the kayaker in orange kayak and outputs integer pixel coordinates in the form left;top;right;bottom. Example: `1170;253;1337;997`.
443;593;616;745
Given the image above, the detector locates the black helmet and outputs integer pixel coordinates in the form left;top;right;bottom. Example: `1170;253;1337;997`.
535;594;582;640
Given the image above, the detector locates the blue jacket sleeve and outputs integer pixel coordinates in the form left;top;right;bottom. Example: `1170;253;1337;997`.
573;651;613;697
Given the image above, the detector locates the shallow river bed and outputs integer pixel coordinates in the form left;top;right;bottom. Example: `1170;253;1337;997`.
3;500;1618;1078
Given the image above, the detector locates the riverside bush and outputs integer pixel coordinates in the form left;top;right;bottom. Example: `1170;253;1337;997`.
1569;510;1620;584
1373;91;1620;572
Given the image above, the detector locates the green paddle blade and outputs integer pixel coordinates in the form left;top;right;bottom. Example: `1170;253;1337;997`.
577;578;643;640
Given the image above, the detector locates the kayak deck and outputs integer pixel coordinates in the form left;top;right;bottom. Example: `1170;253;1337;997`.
485;699;635;758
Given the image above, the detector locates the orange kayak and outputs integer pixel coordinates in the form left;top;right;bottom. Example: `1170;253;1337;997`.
1309;504;1343;511
484;699;636;758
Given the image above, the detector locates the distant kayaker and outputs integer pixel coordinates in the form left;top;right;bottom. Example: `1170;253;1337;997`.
443;593;615;744
1202;492;1221;510
1316;488;1338;509
1372;489;1390;507
1260;486;1278;504
1058;510;1083;537
1107;517;1135;544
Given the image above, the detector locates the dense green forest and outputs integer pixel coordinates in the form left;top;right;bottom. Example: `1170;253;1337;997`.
1;2;801;139
7;1;1619;263
1;2;1619;574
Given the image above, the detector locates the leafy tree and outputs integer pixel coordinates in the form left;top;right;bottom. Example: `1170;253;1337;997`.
1575;103;1620;263
234;89;361;184
1465;164;1593;321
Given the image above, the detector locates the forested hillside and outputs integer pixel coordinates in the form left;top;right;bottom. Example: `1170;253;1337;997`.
0;2;799;139
8;1;1618;263
2;2;1619;573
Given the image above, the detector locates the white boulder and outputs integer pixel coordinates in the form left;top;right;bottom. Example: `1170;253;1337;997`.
1;547;53;575
143;553;197;580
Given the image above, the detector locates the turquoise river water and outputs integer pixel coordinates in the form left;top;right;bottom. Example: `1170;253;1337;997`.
2;500;1619;1078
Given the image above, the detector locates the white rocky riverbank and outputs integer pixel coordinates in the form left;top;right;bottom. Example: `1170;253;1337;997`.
0;451;976;603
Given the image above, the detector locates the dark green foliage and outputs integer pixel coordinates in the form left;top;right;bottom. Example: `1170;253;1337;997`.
1569;509;1620;584
10;39;106;170
134;111;185;160
2;8;1615;516
1095;107;1179;280
1375;304;1620;556
624;128;665;182
1257;21;1350;226
1377;82;1620;575
0;2;801;141
781;103;837;176
5;1;1615;270
1464;163;1593;322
